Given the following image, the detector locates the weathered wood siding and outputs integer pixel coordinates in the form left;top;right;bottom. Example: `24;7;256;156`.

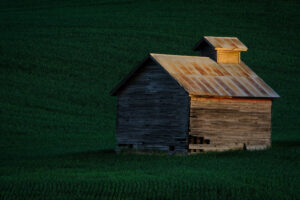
189;97;272;153
116;60;190;153
216;50;240;64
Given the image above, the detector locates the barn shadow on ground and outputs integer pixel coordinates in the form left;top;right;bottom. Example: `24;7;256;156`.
55;139;300;160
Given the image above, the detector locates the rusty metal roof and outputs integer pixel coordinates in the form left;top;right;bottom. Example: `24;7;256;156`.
194;36;248;51
150;53;279;98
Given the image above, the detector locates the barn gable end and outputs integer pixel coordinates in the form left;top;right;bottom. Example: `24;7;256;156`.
116;59;190;153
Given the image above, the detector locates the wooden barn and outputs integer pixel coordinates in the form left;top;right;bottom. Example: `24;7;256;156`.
110;36;279;154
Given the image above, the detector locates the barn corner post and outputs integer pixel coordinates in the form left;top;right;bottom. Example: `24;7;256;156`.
186;95;191;154
115;95;120;153
269;99;274;148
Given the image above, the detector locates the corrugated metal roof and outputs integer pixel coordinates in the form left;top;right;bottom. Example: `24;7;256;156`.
195;36;248;51
150;53;279;98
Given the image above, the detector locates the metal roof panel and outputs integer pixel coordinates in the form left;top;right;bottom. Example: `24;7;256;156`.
150;53;279;98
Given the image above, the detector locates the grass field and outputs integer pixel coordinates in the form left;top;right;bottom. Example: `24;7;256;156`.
0;0;299;199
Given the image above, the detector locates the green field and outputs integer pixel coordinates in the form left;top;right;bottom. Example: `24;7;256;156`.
0;0;299;199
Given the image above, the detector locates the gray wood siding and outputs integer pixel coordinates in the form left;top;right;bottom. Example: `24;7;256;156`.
189;97;272;153
116;60;190;153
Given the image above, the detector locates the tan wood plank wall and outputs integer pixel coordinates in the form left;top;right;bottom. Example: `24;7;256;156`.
217;51;240;64
189;96;272;153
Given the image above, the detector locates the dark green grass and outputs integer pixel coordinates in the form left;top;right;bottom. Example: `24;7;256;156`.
0;0;299;199
0;144;299;200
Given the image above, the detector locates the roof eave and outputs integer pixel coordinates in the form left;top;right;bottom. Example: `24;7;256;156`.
189;94;280;99
215;48;248;51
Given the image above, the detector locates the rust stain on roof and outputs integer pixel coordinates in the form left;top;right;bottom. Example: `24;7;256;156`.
215;77;236;96
191;62;207;75
191;77;210;94
150;53;279;98
231;77;253;96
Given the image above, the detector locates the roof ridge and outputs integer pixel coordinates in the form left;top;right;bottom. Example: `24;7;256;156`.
204;36;238;39
150;53;211;59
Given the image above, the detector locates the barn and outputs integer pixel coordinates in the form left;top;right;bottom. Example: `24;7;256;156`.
110;36;279;154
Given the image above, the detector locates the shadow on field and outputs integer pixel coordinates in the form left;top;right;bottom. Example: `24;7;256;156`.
55;148;171;160
52;139;300;161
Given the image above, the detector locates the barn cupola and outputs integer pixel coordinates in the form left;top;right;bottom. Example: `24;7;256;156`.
193;36;248;64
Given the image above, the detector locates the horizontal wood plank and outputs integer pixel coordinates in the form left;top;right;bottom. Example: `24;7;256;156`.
116;61;189;153
188;97;272;153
